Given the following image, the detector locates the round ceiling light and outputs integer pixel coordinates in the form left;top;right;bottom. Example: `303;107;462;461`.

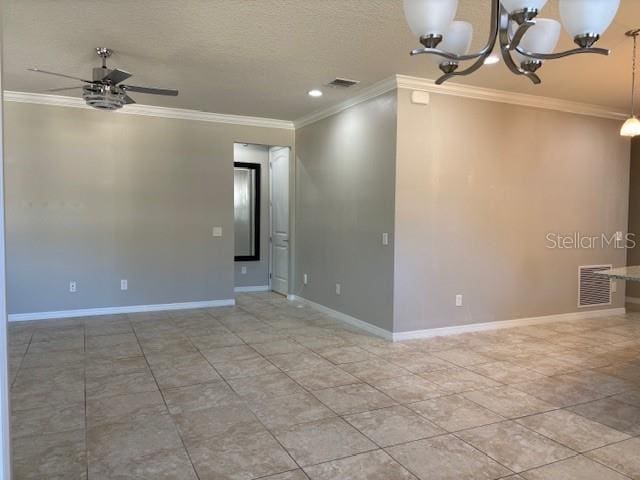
308;89;323;97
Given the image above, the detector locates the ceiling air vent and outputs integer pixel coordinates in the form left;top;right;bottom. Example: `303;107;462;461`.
578;265;612;307
327;78;360;88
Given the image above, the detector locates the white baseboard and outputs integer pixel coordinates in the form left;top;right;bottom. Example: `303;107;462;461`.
287;295;625;343
234;286;271;293
392;307;626;341
8;299;236;322
625;296;640;305
287;295;393;341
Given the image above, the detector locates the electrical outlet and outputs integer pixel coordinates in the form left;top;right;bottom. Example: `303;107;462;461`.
303;274;308;285
212;226;223;237
241;266;247;275
382;233;389;246
455;294;463;307
120;279;128;291
69;281;77;293
336;283;342;295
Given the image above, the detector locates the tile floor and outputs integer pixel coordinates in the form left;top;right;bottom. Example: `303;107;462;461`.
7;292;640;479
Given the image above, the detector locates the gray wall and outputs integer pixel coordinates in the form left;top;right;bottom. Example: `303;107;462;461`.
294;92;397;331
394;89;630;332
233;143;270;288
626;138;640;299
5;102;293;314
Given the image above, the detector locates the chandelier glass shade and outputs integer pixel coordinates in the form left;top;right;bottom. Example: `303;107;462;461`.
404;0;620;85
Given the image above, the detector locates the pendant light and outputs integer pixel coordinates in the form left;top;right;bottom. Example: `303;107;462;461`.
621;29;640;138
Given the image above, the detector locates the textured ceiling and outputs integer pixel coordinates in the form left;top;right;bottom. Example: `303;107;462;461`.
3;0;639;120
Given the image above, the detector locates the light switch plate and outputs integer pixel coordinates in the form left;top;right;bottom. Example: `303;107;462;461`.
382;233;389;246
120;279;128;291
212;226;223;237
241;266;247;275
455;294;463;307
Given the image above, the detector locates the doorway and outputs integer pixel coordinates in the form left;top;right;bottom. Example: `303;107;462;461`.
233;143;290;296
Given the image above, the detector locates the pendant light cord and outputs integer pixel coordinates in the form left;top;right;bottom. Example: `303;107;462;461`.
632;33;637;117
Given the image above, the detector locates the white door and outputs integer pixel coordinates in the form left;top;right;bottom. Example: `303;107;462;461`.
269;147;290;295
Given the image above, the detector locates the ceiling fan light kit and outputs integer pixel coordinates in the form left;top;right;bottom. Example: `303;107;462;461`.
404;0;620;85
28;47;179;111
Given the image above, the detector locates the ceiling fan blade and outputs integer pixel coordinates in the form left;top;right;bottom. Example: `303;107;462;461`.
121;85;178;96
123;95;136;105
101;68;132;85
28;68;91;83
45;86;83;92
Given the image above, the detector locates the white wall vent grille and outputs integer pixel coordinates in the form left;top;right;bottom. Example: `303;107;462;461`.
578;265;612;308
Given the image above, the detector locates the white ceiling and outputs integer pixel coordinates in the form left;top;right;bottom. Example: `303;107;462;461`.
4;0;639;121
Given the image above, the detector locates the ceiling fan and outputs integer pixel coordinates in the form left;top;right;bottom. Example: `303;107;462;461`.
28;47;179;111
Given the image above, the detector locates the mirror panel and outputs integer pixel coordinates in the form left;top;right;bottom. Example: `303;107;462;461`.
234;162;260;261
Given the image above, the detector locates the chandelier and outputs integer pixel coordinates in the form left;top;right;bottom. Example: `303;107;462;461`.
404;0;620;85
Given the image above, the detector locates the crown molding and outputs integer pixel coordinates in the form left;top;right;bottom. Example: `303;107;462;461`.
293;74;627;128
294;76;398;129
3;91;295;130
396;74;627;121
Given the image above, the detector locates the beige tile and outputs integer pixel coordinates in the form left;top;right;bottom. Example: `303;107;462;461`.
188;430;297;480
148;352;222;389
304;450;417;480
163;380;242;414
11;403;85;438
286;366;360;391
467;361;546;384
344;405;444;447
263;470;310;480
458;421;575;473
85;320;133;337
13;429;86;480
521;455;629;480
569;397;640;435
512;376;606;407
432;348;496;366
515;357;580;376
21;350;85;368
86;370;159;400
274;417;376;466
28;337;84;354
228;371;306;399
247;391;336;429
379;352;454;374
516;409;630;452
340;359;411;382
386;435;511;480
312;383;396;415
408;394;504;432
251;339;308;356
613;389;640;407
86;355;149;378
268;351;333;372
462;386;557;418
173;403;265;445
85;333;138;350
314;345;374;364
555;370;636;396
419;367;501;393
213;356;280;379
92;448;199;479
199;344;261;363
369;375;447;403
87;390;168;427
585;438;640;480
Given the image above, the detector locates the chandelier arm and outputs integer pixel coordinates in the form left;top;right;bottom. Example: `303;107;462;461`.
513;46;610;60
435;55;488;85
410;48;486;62
508;21;535;51
499;6;541;85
